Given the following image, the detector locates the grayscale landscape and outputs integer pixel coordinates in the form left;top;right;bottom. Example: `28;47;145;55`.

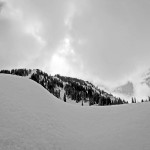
0;0;150;149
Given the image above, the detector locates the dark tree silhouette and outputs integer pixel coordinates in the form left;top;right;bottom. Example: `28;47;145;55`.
63;93;66;102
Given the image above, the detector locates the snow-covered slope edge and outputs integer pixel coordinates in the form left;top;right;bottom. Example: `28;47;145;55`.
0;74;150;150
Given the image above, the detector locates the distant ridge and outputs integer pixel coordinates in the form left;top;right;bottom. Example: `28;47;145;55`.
114;81;134;97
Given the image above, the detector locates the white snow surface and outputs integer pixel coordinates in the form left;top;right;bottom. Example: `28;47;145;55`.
0;74;150;150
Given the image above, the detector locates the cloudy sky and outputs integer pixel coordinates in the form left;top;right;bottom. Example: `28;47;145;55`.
1;0;150;90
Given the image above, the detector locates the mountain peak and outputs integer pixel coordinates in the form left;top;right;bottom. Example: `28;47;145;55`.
114;81;134;97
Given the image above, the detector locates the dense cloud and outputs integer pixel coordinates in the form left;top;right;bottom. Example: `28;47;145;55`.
1;0;150;93
71;0;150;82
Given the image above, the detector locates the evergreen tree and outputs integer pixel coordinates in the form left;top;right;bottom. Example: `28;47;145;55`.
63;93;66;102
82;100;83;106
98;96;101;106
134;97;136;103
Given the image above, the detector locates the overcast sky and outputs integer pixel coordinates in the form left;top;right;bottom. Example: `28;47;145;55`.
0;0;150;89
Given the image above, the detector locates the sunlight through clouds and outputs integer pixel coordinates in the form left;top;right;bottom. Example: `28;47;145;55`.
50;54;70;76
59;37;75;56
50;37;76;76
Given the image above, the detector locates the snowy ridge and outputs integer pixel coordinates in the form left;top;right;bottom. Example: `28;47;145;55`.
0;74;150;150
0;69;128;105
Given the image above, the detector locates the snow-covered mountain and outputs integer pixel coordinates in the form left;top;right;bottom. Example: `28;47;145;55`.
113;81;134;102
113;68;150;102
0;69;128;105
0;73;150;150
113;81;134;96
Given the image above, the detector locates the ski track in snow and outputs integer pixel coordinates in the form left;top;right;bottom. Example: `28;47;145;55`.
0;74;150;150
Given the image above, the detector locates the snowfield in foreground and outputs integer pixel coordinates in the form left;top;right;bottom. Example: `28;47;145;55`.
0;74;150;150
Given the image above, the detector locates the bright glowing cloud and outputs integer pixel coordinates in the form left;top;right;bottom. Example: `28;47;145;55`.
59;37;75;56
50;54;70;76
49;37;75;76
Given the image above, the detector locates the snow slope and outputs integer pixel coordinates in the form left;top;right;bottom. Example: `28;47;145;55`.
0;74;150;150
